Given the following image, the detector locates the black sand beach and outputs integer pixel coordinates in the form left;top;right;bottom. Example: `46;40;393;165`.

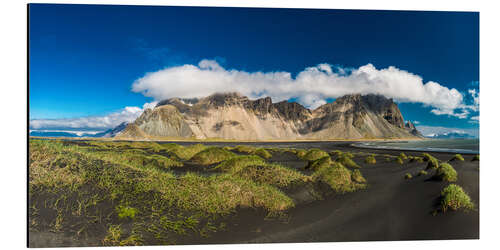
28;140;479;247
174;142;479;244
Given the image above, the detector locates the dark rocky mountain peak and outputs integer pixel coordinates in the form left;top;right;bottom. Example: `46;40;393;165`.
405;121;416;130
117;92;421;140
314;94;405;129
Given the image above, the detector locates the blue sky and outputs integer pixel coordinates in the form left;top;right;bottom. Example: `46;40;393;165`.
29;4;479;136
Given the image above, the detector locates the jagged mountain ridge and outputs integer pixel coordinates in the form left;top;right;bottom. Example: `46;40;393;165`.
116;92;422;140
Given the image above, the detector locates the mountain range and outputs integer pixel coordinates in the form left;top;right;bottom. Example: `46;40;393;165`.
114;92;422;140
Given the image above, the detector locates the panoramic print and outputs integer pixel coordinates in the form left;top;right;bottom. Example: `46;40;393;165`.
28;4;479;247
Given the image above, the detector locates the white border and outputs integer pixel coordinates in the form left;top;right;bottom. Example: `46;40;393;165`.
2;0;498;250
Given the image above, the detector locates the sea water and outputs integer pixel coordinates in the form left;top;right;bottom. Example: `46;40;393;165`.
354;139;479;154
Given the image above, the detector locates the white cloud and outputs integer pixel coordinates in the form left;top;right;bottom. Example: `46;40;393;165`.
467;89;479;112
132;60;474;113
413;121;420;124
469;115;479;124
142;101;158;110
30;106;143;130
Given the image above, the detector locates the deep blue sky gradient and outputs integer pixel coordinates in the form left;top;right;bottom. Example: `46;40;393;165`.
29;4;479;129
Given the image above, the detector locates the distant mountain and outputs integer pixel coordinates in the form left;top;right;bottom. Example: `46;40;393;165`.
29;122;129;138
29;129;104;138
116;92;422;140
425;131;475;139
405;121;423;137
95;122;129;138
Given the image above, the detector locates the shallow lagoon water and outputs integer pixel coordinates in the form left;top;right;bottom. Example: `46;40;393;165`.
354;139;479;154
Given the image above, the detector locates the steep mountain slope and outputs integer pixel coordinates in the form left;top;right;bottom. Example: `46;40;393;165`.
115;92;421;140
96;122;129;138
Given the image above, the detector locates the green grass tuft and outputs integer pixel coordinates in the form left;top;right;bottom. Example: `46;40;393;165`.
364;155;376;164
396;157;404;165
215;155;266;173
418;170;428;176
331;150;343;156
351;169;366;183
435;163;458;182
234;145;256;154
311;162;365;193
301;148;330;161
190;147;236;165
336;155;360;168
307;156;332;171
343;152;355;158
116;205;138;219
295;149;307;159
423;153;440;170
399;152;408;160
450;154;465;162
440;184;474;212
254;148;272;159
170;144;207;160
409;156;424;163
335;154;360;168
404;173;412;179
234;163;310;188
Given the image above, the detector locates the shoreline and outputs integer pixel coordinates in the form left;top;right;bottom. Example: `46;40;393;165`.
30;135;425;143
29;136;481;155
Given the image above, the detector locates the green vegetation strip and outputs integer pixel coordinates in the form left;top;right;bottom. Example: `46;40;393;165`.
450;154;465;162
29;139;369;246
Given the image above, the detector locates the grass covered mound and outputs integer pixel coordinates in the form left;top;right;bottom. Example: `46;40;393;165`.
331;150;343;157
450;154;465;162
306;156;332;171
253;148;272;159
423;153;439;170
29;139;374;246
214;155;267;173
336;155;360;169
216;155;309;189
233;145;256;154
399;152;408;160
235;163;310;188
472;154;479;161
91;148;183;171
418;170;428;176
409;156;424;163
189;147;236;165
295;149;307;159
351;169;366;183
168;144;207;160
311;162;366;193
364;155;376;164
29;139;295;246
440;184;474;212
301;148;329;161
434;163;458;182
396;157;404;165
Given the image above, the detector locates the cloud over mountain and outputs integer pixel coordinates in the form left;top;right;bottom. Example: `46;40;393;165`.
30;106;144;130
132;60;477;118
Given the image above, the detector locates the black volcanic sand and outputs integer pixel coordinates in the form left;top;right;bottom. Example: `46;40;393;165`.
162;141;479;244
29;140;479;245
